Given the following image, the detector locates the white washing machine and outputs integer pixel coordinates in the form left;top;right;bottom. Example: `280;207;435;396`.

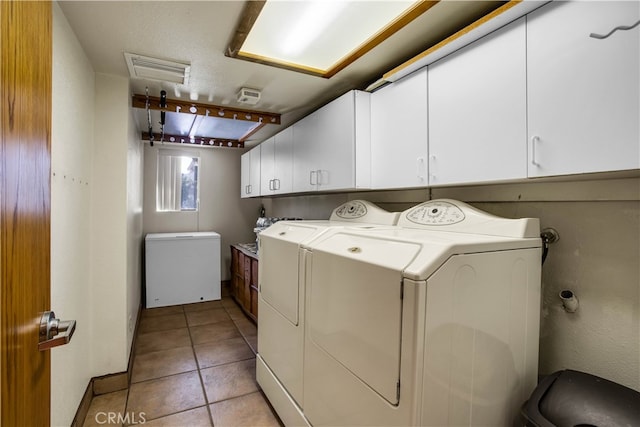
302;199;542;426
256;200;400;426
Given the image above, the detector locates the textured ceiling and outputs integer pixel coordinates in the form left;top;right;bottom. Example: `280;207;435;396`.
58;1;504;147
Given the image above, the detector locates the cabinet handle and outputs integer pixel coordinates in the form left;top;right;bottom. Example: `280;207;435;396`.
275;179;281;190
248;184;252;194
531;136;540;166
318;170;328;186
310;170;317;185
590;20;640;39
268;179;273;191
416;157;425;181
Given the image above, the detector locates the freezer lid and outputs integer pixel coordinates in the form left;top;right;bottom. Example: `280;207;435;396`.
145;231;221;241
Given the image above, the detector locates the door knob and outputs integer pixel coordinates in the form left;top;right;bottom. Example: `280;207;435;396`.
38;311;76;351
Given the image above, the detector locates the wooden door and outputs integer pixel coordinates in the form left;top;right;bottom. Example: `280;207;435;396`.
1;1;52;425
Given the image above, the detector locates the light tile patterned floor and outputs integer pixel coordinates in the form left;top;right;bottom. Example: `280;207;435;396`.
83;296;281;426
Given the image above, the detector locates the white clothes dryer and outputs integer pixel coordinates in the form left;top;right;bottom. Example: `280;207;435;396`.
301;199;542;427
256;200;400;426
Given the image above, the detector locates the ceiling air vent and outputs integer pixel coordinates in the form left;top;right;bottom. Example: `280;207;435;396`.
237;87;261;105
124;52;190;85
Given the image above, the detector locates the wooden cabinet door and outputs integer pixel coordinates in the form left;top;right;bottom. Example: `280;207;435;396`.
230;246;240;299
371;69;428;189
250;258;259;318
527;1;640;177
428;17;527;186
243;257;251;309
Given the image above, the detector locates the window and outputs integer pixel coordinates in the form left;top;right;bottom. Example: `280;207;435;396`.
156;151;199;212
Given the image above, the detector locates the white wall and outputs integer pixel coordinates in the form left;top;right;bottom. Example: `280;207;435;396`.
267;177;640;392
143;145;261;281
91;72;142;373
52;9;144;421
51;4;95;425
126;96;144;352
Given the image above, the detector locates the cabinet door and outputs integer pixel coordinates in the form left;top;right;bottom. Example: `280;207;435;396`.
250;258;259;319
527;1;640;177
371;69;428;189
240;152;252;198
428;17;527;186
230;246;240;299
243;256;251;309
259;137;275;195
241;148;261;198
249;147;261;196
316;92;356;191
292;112;321;193
273;126;294;194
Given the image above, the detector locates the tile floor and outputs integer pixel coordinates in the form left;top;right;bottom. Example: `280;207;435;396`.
82;295;282;426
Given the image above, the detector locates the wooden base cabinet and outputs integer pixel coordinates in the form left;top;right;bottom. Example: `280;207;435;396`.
230;245;258;321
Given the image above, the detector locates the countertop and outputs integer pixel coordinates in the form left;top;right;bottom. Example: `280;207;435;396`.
233;242;258;258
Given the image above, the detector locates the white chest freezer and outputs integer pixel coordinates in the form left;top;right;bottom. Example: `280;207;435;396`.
145;231;221;308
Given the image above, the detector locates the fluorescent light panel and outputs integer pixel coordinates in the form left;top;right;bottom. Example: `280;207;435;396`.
240;0;418;73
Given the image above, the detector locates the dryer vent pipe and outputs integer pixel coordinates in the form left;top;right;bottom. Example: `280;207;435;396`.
559;290;579;313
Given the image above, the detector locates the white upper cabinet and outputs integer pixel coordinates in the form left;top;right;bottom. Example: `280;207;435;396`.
428;17;527;186
259;136;275;195
527;1;640;177
292;109;321;193
260;126;294;195
370;69;428;189
240;146;261;198
292;90;371;193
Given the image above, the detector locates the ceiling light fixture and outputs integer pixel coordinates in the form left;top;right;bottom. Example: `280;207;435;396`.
227;0;436;78
280;1;348;56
